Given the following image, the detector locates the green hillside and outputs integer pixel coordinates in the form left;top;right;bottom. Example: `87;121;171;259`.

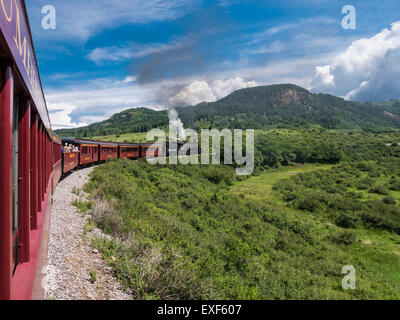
176;84;400;131
55;84;400;138
55;108;169;138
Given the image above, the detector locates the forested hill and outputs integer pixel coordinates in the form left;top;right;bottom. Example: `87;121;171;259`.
55;84;400;137
176;84;400;130
55;108;169;138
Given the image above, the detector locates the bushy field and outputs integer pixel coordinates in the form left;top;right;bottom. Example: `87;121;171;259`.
254;129;400;169
82;158;400;300
274;158;400;235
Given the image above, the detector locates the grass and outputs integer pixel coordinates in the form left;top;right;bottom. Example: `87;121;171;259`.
72;199;92;213
91;132;157;143
231;164;333;201
89;271;97;284
84;219;96;236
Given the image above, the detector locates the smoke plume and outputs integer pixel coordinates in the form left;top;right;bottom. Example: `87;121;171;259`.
168;108;186;141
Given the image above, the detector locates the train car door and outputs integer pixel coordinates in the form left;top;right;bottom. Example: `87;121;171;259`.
12;99;18;272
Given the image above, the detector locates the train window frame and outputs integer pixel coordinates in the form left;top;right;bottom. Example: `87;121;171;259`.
122;147;138;153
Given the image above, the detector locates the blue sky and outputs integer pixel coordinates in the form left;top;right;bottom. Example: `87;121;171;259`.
26;0;400;129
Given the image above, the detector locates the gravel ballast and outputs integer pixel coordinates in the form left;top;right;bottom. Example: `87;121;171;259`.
45;166;132;300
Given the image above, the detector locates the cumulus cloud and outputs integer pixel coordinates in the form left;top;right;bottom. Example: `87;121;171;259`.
168;77;258;106
311;21;400;101
48;102;88;130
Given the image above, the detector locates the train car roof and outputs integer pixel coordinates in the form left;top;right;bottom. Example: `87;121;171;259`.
139;142;163;146
97;141;118;146
0;0;52;133
118;142;141;146
61;137;100;145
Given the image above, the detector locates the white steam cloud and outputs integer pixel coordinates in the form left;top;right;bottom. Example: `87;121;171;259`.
168;108;186;141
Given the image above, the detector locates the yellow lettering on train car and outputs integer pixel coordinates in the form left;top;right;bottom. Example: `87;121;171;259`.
1;0;12;22
12;1;22;56
22;36;29;73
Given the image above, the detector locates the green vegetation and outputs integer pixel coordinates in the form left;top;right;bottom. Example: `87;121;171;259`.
91;132;151;143
55;108;169;138
72;199;93;213
273;159;400;235
89;271;97;284
253;129;400;171
82;152;400;299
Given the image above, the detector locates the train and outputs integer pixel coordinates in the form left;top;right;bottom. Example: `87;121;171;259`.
0;1;195;300
60;138;163;175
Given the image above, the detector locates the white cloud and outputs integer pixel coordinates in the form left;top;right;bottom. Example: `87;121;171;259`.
48;102;88;130
45;77;158;129
168;77;258;106
87;37;189;64
312;21;400;101
169;81;215;106
122;76;137;83
250;41;286;55
314;65;334;86
28;0;197;42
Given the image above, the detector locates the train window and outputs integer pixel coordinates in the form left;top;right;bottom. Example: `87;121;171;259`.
82;146;89;154
103;147;115;153
122;147;138;152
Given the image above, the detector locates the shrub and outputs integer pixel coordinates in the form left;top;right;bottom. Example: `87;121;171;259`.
332;231;357;245
90;199;123;237
368;186;389;195
382;196;396;205
389;181;400;191
296;196;322;212
336;213;359;229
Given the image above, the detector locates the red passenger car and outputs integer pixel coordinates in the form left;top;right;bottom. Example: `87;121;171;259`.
99;142;118;161
118;143;140;159
139;143;163;158
62;152;79;174
62;138;99;165
52;134;62;193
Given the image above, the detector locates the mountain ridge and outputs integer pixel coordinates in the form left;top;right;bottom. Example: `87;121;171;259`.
55;84;400;138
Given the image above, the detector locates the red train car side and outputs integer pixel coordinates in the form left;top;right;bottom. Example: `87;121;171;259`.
0;0;55;300
62;152;79;174
62;138;99;166
99;142;118;161
80;143;99;165
118;143;140;159
139;143;163;158
52;134;62;194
